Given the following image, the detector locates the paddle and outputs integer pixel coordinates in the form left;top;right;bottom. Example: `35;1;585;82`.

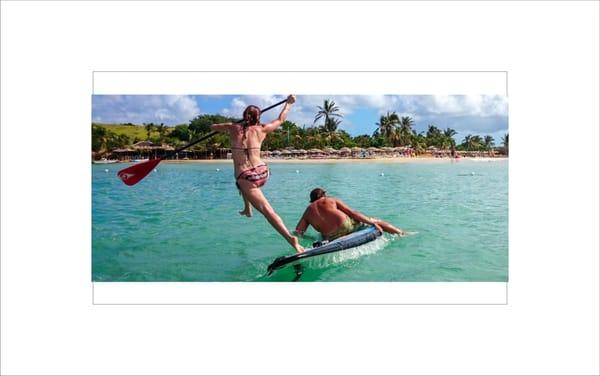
117;98;288;186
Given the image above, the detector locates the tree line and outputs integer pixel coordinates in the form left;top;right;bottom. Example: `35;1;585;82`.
92;99;508;155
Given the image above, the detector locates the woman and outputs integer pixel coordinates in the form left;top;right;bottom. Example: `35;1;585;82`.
211;95;304;253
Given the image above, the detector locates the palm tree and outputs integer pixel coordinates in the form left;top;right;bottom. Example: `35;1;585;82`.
462;134;474;150
322;118;343;146
471;135;483;150
411;131;427;154
501;133;509;155
375;112;400;145
314;100;343;130
426;125;442;147
156;123;167;143
483;135;495;150
398;116;415;146
442;128;457;150
144;123;155;140
323;117;339;133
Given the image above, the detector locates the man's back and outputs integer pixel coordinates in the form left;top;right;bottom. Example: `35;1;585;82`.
303;197;348;236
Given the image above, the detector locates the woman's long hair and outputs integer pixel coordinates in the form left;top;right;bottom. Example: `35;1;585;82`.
242;105;261;142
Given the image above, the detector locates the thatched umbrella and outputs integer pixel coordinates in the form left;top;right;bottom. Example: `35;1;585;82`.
351;147;363;153
298;149;307;154
339;147;351;154
324;147;336;154
281;150;292;155
309;148;323;154
272;150;282;155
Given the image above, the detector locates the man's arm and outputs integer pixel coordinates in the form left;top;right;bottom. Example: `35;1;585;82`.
210;122;233;132
335;199;375;225
262;95;295;133
294;208;310;236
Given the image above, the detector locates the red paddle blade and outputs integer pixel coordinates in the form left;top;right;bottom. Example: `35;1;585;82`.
117;158;162;186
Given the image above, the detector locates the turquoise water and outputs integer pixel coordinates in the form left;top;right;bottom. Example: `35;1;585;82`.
92;159;508;282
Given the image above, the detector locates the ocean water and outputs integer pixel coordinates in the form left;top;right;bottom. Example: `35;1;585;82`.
92;159;508;282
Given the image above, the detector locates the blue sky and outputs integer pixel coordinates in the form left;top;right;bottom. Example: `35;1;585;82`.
92;95;508;143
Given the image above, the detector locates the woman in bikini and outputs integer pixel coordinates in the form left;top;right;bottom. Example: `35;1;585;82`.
210;95;304;253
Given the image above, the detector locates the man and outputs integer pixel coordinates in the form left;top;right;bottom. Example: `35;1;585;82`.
294;188;405;241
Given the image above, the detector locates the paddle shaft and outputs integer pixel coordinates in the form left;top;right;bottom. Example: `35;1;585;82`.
167;98;288;158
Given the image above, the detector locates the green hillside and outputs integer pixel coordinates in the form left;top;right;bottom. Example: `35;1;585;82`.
92;123;172;142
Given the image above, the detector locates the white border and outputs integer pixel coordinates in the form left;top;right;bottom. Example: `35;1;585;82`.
93;282;507;305
92;71;507;305
92;71;507;95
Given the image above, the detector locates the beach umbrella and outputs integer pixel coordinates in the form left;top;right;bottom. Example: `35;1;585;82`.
272;150;282;155
339;147;351;153
351;147;363;152
282;150;292;155
298;149;307;154
324;147;336;153
367;147;379;152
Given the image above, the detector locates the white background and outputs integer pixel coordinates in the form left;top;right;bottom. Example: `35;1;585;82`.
92;70;507;306
1;1;598;375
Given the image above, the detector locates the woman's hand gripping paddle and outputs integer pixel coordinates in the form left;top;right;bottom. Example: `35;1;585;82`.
117;98;287;186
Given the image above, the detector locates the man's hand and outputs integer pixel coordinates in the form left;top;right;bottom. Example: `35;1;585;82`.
373;223;384;234
367;217;384;234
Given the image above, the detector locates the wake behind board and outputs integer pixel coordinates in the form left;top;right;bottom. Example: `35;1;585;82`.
267;225;382;275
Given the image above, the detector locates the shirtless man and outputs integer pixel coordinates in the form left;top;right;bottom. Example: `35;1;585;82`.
294;188;405;241
210;95;303;253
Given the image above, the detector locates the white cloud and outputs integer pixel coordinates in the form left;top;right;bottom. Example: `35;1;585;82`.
422;95;507;117
92;95;201;125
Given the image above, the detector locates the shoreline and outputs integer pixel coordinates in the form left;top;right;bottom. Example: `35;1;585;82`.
114;157;508;165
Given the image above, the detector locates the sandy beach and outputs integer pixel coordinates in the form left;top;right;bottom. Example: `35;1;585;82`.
158;157;508;164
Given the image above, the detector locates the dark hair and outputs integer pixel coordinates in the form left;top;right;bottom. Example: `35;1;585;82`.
310;188;326;202
243;105;261;126
241;105;260;142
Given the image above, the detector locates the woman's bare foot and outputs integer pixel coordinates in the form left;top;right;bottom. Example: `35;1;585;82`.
289;236;305;253
239;208;253;217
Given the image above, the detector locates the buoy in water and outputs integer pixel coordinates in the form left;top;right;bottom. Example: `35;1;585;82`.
104;169;109;173
380;172;385;176
471;171;475;176
154;169;158;172
216;168;220;172
295;170;300;174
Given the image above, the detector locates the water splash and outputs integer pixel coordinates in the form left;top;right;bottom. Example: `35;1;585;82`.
286;235;393;271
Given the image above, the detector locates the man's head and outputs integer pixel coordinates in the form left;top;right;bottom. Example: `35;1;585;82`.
243;105;261;126
310;188;326;202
